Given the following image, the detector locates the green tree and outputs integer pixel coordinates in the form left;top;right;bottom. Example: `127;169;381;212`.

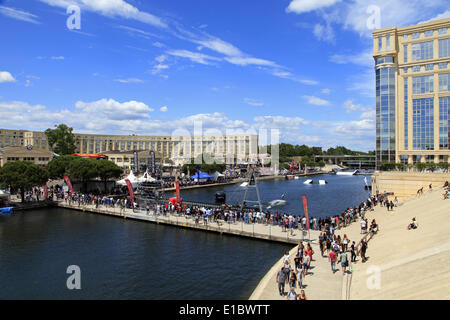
45;124;77;155
46;155;77;178
415;162;427;172
96;160;123;191
438;162;449;172
0;161;48;203
67;158;98;192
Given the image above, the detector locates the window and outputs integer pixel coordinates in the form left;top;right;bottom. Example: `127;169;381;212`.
412;41;433;61
413;65;421;72
403;34;408;41
378;37;382;51
425;30;433;37
404;45;408;62
439;38;450;58
413;75;434;94
439;96;450;149
405;80;409;150
439;73;450;92
425;64;433;71
386;34;390;50
404;67;408;74
375;56;393;65
412;98;434;150
439;62;448;70
412;32;420;39
438;28;447;35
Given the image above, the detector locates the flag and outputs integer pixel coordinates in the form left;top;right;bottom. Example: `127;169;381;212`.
302;195;310;231
125;179;135;205
175;181;181;203
63;176;74;194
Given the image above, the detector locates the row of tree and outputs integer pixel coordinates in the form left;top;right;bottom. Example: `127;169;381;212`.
0;156;123;203
380;161;449;172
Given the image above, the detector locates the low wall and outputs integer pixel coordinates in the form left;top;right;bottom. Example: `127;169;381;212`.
372;171;449;200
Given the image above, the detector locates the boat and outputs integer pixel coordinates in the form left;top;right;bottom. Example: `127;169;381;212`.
303;179;313;184
240;182;248;187
215;191;226;203
319;180;328;185
336;170;359;176
0;207;13;217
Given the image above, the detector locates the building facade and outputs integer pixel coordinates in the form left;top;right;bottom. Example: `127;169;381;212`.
1;129;259;165
373;18;450;168
0;146;53;168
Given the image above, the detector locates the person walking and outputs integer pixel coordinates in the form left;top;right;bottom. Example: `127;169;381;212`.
339;250;348;275
276;267;288;296
360;239;368;263
350;241;357;262
286;287;299;300
329;249;337;273
299;290;307;300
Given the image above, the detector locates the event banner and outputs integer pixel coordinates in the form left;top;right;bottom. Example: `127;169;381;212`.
125;179;135;204
63;176;74;194
175;181;181;202
301;195;310;231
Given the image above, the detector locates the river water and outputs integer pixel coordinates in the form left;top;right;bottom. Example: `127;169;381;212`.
0;207;291;299
0;174;370;299
173;174;372;218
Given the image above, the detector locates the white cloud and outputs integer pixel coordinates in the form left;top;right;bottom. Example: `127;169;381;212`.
0;71;16;83
244;98;264;107
343;99;365;113
51;56;65;60
329;50;373;67
303;95;330;106
75;98;154;120
114;78;144;83
160;106;168;112
321;88;331;94
313;23;335;43
286;0;341;14
40;0;167;28
0;5;40;24
116;25;161;39
224;56;278;67
419;10;450;24
166;49;221;65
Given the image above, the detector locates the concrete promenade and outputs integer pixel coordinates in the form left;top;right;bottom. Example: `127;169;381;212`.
248;185;450;300
54;200;320;245
339;186;450;299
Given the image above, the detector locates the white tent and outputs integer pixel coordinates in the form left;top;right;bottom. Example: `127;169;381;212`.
137;170;156;183
117;171;139;188
212;171;225;181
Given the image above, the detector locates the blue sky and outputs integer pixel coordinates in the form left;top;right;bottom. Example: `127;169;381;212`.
0;0;449;151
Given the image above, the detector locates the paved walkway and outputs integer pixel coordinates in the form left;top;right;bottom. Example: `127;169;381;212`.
55;200;320;244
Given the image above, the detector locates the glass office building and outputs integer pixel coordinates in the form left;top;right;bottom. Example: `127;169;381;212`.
373;18;450;168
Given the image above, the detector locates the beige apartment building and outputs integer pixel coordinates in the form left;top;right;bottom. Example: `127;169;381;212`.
0;129;259;165
373;18;450;168
0;146;53;168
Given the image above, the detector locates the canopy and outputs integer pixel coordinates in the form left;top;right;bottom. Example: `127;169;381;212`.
137;170;156;183
117;171;139;187
190;172;212;180
212;171;225;181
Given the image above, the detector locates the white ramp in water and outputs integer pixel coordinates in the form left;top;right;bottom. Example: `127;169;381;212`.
319;180;327;185
240;182;248;187
303;179;313;184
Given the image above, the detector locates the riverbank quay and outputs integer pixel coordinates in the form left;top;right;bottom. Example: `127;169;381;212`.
337;186;450;299
8;199;52;211
160;172;326;192
53;200;320;245
371;171;449;200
